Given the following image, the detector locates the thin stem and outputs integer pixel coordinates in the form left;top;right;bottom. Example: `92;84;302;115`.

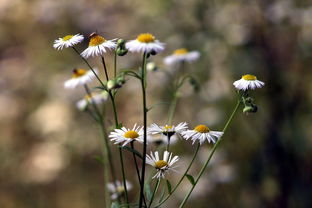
72;47;105;87
139;51;148;208
167;93;178;125
166;135;171;152
119;147;129;206
178;100;241;208
155;143;200;207
114;50;117;78
101;55;109;81
148;179;161;208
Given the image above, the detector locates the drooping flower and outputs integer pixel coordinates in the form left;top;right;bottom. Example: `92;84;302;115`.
109;124;144;146
164;48;200;66
233;74;265;91
146;151;179;179
76;91;109;110
64;68;98;89
181;124;223;145
107;180;132;200
81;33;117;58
125;33;165;53
53;34;84;50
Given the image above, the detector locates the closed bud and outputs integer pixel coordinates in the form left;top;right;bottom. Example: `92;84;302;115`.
107;80;116;90
189;77;200;93
117;39;126;46
116;48;128;56
243;105;258;113
116;76;126;85
146;62;158;72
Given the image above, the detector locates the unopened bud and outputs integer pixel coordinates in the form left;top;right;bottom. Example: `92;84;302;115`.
107;80;116;90
117;39;126;46
189;77;200;93
116;48;128;56
243;105;258;113
146;62;158;72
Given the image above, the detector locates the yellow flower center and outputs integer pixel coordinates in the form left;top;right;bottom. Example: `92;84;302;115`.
173;48;188;55
242;74;257;81
155;160;168;169
84;93;95;101
137;33;156;43
72;69;87;78
62;35;73;41
194;125;210;133
89;35;106;46
163;125;173;131
124;130;139;139
117;186;125;193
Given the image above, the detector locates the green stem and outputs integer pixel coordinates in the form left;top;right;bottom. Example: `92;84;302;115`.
166;135;171;152
178;100;241;208
148;179;161;208
119;147;129;206
101;55;109;81
114;50;117;78
167;93;178;125
155;143;200;207
139;52;148;208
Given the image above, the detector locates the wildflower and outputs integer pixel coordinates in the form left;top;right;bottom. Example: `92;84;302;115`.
146;151;179;179
109;124;144;146
125;33;165;53
182;124;223;145
107;180;132;200
76;91;108;111
164;48;200;66
53;34;84;50
81;33;117;58
233;74;265;91
64;68;98;89
147;134;178;146
148;122;188;138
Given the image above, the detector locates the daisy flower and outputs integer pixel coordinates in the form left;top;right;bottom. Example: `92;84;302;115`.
164;48;200;66
125;33;165;53
147;134;178;146
64;68;98;89
76;91;109;110
107;180;132;200
109;124;144;146
233;74;265;91
182;124;223;145
146;151;179;179
148;122;188;138
81;33;117;58
53;34;84;50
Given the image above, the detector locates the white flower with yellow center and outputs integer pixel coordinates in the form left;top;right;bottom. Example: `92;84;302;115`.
107;180;132;200
76;91;109;110
126;33;165;53
164;48;200;66
233;74;265;91
146;151;179;179
81;33;117;58
64;68;98;89
53;34;84;50
109;124;144;146
182;124;223;145
148;122;188;138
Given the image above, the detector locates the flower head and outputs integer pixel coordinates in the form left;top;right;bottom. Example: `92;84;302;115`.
64;68;98;89
148;122;188;138
76;91;108;110
81;33;117;58
109;124;144;146
181;124;223;145
125;33;165;53
147;134;178;146
164;48;200;66
107;180;132;200
53;34;84;50
233;74;265;91
146;151;179;179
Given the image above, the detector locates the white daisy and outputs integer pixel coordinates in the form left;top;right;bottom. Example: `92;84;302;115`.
182;124;223;145
148;122;188;138
164;48;200;66
147;134;178;146
64;68;98;89
126;33;165;53
107;180;132;200
53;34;84;50
146;151;179;179
233;74;265;91
81;33;117;58
109;124;144;146
76;91;109;110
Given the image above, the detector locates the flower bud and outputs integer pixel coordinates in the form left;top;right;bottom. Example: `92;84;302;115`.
146;62;158;72
243;105;258;113
107;80;116;90
189;77;200;93
117;39;126;46
116;48;128;56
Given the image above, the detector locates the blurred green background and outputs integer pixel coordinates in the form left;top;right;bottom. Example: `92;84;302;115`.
1;0;312;207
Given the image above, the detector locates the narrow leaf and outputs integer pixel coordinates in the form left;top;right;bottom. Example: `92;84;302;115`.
120;146;143;159
145;182;152;201
186;174;195;185
158;186;166;203
166;180;172;194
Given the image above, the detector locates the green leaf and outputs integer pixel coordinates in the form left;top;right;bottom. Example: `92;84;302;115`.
158;186;166;203
111;202;120;208
145;182;152;201
166;180;172;194
120;146;143;159
186;174;195;185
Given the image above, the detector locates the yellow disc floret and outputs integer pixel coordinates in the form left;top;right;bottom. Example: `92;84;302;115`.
242;74;257;81
194;124;210;133
89;35;106;46
62;35;74;41
155;160;168;169
116;186;125;193
173;48;188;55
163;125;173;131
124;130;139;139
137;33;156;43
72;69;87;78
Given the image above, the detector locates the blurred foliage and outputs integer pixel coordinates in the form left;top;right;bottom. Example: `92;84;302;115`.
1;0;312;207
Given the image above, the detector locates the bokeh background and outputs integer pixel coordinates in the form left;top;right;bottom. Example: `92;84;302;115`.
1;0;312;207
